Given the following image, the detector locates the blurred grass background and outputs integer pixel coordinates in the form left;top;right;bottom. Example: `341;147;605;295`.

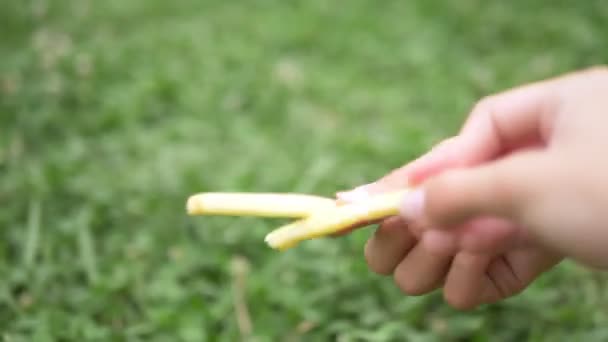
1;0;608;340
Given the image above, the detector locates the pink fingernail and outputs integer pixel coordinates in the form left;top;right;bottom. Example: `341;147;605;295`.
399;188;425;221
336;185;371;203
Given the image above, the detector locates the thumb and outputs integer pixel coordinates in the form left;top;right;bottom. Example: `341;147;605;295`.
400;150;551;228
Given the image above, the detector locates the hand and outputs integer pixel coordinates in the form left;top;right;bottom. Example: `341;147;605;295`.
338;66;608;309
339;147;562;310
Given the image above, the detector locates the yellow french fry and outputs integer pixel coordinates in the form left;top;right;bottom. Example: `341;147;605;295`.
186;192;337;218
186;189;411;251
264;189;410;250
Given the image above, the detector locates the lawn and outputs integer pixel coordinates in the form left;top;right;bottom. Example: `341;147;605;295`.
1;0;608;340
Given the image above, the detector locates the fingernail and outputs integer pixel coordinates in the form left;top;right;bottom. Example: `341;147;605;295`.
336;184;372;203
400;188;425;221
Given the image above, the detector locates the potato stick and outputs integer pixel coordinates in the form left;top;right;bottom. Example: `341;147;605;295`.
187;192;337;218
264;189;411;250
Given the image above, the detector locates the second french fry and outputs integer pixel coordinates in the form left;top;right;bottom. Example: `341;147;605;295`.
264;189;410;250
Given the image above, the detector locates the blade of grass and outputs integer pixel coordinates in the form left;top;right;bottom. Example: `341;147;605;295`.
23;199;41;268
77;210;98;284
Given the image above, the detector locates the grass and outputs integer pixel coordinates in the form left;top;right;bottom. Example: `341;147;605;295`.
1;0;608;340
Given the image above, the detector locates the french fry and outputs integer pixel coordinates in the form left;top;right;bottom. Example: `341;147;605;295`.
187;192;337;218
186;189;411;251
264;189;410;250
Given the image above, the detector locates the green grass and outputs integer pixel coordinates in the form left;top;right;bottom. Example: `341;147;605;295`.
1;0;608;340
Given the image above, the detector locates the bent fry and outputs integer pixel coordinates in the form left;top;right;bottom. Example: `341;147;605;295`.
187;192;337;218
264;189;410;250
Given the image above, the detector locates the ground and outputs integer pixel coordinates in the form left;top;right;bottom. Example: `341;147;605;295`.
1;0;608;340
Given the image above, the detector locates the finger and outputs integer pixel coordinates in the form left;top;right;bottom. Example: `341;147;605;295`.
502;248;562;288
364;216;416;275
461;66;608;155
336;136;461;202
408;80;559;186
393;231;455;295
395;136;462;186
443;252;492;310
400;150;551;228
460;80;557;153
447;255;529;308
454;68;608;170
393;68;596;189
336;174;409;204
376;78;557;188
481;249;562;305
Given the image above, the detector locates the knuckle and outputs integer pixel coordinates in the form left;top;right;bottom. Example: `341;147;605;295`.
408;222;425;239
487;257;526;299
471;95;496;115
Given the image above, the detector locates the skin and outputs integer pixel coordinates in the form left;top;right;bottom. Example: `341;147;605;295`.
337;66;608;310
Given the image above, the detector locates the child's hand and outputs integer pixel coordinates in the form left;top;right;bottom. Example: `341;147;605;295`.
338;66;608;309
